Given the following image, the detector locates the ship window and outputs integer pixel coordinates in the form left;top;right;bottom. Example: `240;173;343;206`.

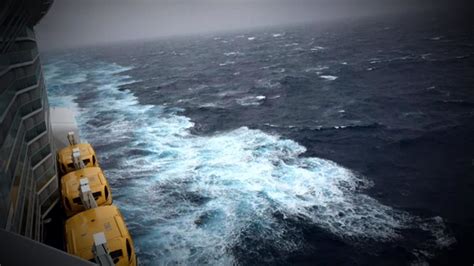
126;239;132;260
110;249;123;263
60;164;65;173
72;197;82;204
104;186;109;200
67;163;74;169
92;156;96;165
64;198;71;210
83;158;91;165
92;191;101;199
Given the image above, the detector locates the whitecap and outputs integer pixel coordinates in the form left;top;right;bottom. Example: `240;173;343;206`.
236;95;266;106
320;75;338;81
261;64;280;70
188;84;208;91
224;51;244;56
310;46;325;51
263;123;279;128
247;37;255;41
219;61;235;66
199;103;219;108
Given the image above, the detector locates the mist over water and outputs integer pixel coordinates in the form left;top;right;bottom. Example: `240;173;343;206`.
37;0;451;50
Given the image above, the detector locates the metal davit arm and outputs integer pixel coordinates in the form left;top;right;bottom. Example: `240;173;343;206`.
81;179;115;265
79;178;98;210
69;132;86;170
92;232;115;266
68;131;77;145
72;147;86;169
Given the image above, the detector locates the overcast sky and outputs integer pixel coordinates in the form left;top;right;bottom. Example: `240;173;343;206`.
36;0;460;50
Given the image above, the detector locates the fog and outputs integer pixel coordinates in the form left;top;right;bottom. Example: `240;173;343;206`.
36;0;462;50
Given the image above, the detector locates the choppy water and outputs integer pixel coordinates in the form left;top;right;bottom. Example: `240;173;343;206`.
44;13;473;265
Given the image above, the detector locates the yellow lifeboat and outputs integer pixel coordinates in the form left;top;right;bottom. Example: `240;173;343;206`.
65;205;137;266
61;167;113;217
57;143;99;175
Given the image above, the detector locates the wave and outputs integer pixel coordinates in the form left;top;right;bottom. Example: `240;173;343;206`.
255;78;281;89
265;122;385;132
320;75;338;81
45;59;454;265
219;60;235;66
304;66;329;73
224;51;244;57
310;46;325;51
236;95;266;106
438;99;474;107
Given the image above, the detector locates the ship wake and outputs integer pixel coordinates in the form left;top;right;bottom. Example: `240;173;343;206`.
45;59;454;265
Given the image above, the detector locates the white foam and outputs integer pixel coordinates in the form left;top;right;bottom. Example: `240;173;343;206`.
247;37;255;41
219;61;235;66
188;84;208;91
236;95;265;106
310;46;325;51
369;58;382;64
199;103;219;108
320;75;338;81
224;51;244;56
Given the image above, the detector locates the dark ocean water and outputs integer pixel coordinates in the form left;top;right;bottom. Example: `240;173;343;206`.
44;13;473;265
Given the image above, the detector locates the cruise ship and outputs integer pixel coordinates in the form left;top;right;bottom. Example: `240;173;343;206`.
1;0;135;265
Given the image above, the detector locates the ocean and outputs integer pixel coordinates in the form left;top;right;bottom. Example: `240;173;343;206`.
44;13;473;265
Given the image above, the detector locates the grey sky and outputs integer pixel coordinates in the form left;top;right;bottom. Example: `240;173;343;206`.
36;0;453;50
